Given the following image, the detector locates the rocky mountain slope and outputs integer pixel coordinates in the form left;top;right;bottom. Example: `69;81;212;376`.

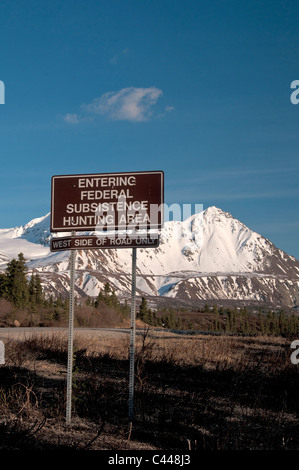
0;207;298;308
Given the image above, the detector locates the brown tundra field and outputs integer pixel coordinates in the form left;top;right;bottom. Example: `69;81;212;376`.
0;324;299;451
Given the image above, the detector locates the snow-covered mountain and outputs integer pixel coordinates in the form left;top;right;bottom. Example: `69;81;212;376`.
0;207;298;308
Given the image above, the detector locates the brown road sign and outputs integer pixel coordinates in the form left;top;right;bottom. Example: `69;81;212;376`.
51;171;164;232
50;235;160;252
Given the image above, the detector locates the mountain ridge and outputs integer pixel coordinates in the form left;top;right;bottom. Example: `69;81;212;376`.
0;206;298;308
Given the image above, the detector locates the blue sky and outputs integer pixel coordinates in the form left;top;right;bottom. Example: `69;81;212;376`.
0;0;299;257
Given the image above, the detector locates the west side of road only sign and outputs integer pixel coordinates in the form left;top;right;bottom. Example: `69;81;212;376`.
51;171;164;232
50;234;160;252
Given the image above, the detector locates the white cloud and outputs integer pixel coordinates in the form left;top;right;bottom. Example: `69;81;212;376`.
63;113;80;124
83;86;163;122
165;106;175;112
109;48;130;65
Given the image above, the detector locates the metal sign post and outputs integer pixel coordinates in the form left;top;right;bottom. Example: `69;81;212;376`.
66;231;76;423
129;247;137;426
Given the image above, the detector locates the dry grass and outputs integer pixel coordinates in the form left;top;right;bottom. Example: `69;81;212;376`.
0;329;298;450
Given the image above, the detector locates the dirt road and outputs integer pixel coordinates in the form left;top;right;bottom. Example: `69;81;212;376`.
0;326;197;342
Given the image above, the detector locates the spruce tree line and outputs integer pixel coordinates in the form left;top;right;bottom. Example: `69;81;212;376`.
211;306;299;337
1;254;297;337
137;297;299;337
0;253;45;308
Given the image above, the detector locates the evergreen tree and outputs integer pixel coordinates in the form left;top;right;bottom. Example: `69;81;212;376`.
219;306;224;315
212;304;218;314
109;289;119;308
258;311;265;335
0;273;8;298
225;312;231;332
167;311;176;329
147;308;153;325
34;274;44;305
139;297;149;322
28;274;44;306
94;290;105;307
104;282;110;295
48;295;54;308
95;283;119;308
29;275;36;307
5;253;29;307
175;315;183;330
214;312;221;332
